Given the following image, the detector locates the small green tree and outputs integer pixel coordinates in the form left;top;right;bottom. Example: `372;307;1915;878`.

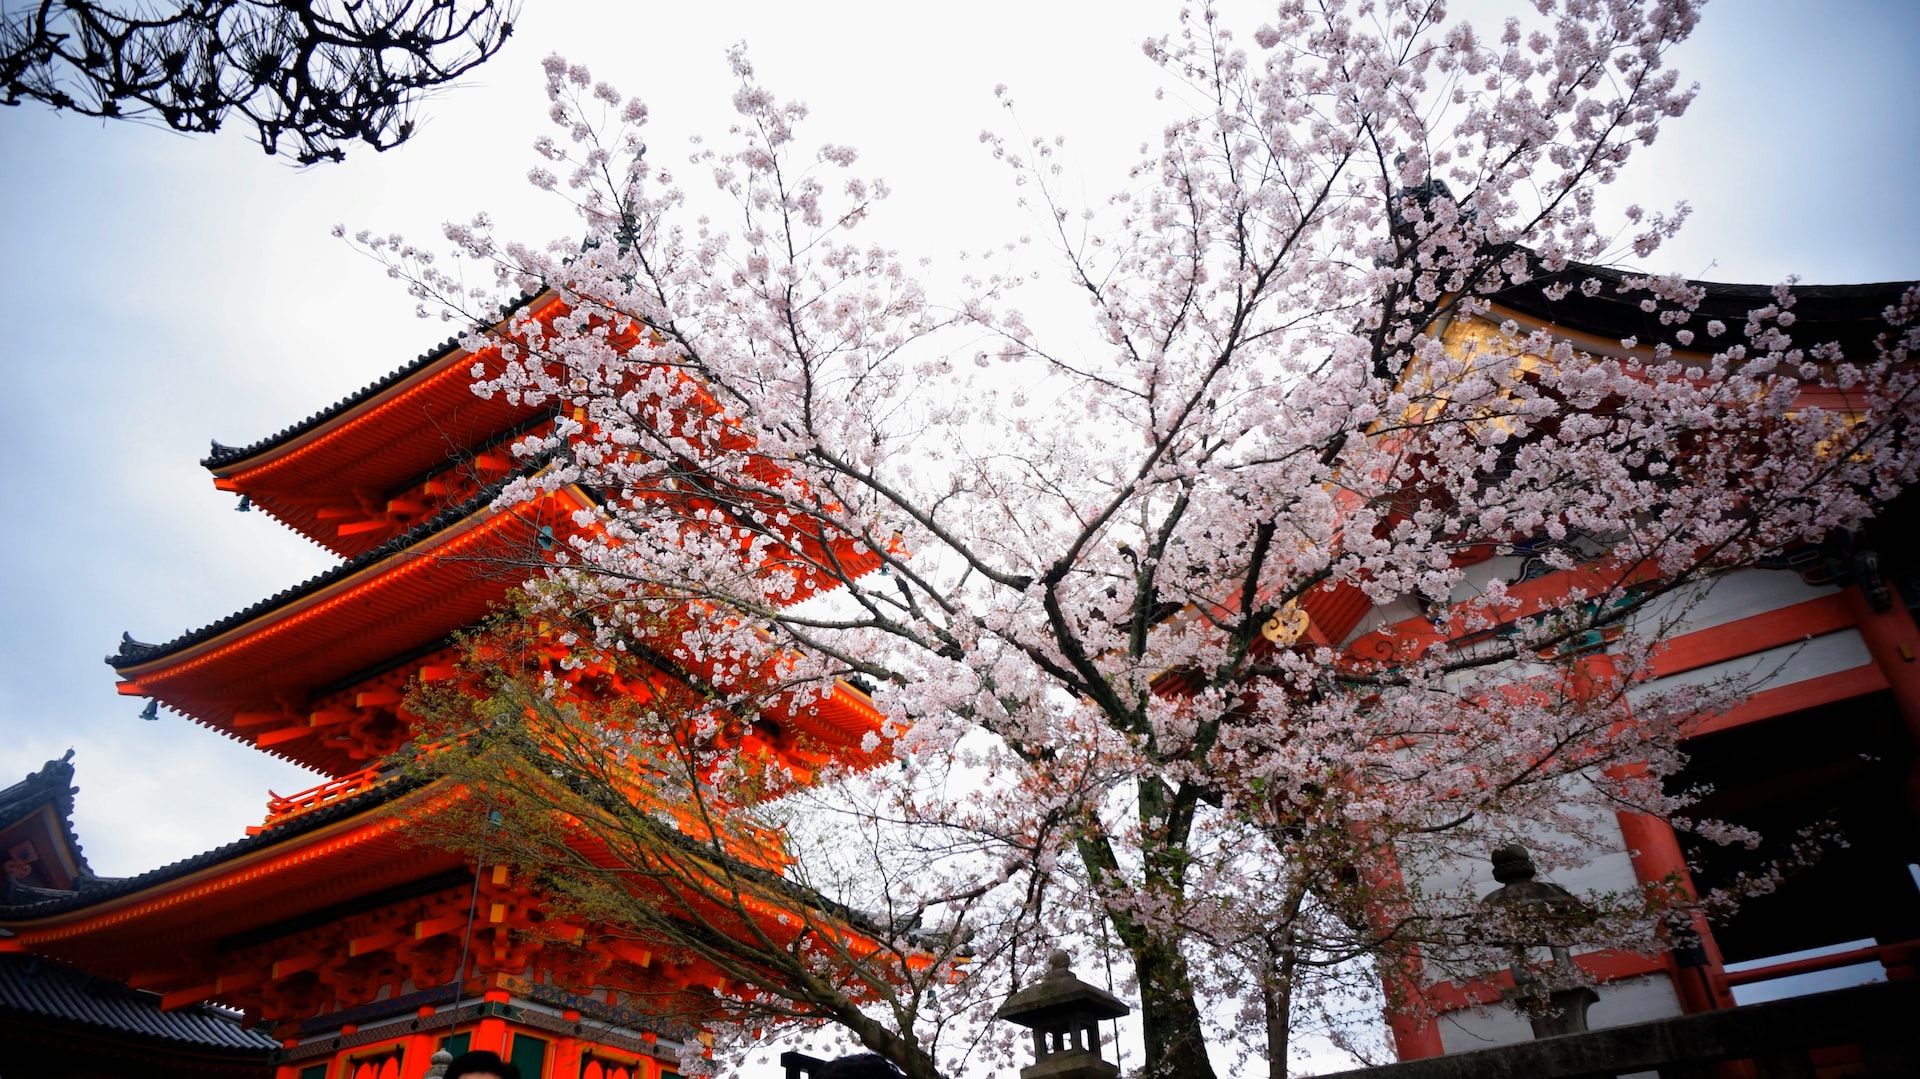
403;600;1050;1079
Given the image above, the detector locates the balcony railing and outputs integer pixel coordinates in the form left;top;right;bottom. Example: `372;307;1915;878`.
249;764;387;833
1321;977;1919;1078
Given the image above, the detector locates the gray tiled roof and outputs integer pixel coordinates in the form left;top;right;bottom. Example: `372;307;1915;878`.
0;772;418;919
0;952;278;1049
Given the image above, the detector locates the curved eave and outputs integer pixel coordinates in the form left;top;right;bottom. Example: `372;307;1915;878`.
0;780;455;962
773;680;889;766
223;396;553;561
1487;266;1914;359
112;486;594;775
207;293;561;557
203;291;552;473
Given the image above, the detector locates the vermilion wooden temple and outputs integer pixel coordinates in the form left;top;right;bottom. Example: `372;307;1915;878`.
1370;272;1920;1061
0;294;888;1079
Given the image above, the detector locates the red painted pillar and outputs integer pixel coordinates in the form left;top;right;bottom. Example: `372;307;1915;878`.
1384;968;1447;1060
1584;653;1735;1013
472;988;512;1053
552;1010;583;1079
1845;588;1920;730
274;1043;303;1079
1842;587;1920;815
1613;807;1736;1012
401;1006;441;1079
1355;840;1446;1059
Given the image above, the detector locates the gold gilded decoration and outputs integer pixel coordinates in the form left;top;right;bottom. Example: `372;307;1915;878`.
1261;601;1310;646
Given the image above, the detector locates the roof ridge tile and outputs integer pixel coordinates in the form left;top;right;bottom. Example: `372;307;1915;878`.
110;473;527;669
202;290;542;470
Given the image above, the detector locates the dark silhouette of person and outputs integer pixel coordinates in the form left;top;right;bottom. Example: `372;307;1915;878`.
444;1050;523;1079
817;1054;904;1078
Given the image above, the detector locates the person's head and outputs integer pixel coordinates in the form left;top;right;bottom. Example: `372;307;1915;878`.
816;1054;904;1079
444;1050;522;1079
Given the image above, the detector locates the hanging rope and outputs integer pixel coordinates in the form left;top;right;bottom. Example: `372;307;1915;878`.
452;806;498;1018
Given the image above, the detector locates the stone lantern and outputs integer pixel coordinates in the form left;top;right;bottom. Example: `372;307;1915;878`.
1480;844;1600;1039
996;949;1131;1079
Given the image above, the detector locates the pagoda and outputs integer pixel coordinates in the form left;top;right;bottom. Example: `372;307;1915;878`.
0;292;889;1079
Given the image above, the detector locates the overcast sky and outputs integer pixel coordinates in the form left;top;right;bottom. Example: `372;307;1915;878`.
0;0;1914;927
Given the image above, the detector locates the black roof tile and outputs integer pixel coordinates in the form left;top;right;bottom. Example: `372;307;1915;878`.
1489;263;1914;357
109;475;520;669
0;952;278;1049
0;773;419;920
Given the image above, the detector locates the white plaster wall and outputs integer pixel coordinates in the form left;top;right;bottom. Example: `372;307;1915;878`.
1629;569;1839;642
1417;775;1642;901
1344;565;1839;662
1437;991;1533;1053
1370;567;1856;1063
1629;628;1871;702
1448;556;1526;607
1340;594;1424;647
1437;974;1684;1056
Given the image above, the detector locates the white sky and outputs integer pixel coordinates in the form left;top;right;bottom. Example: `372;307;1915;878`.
0;2;1914;1061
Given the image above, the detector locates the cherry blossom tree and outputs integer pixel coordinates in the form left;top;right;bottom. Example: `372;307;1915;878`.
362;2;1920;1075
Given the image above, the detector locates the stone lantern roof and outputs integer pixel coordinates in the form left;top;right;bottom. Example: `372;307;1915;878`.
996;950;1130;1027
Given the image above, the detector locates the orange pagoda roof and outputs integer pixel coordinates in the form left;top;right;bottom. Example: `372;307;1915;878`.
110;480;589;776
205;292;564;558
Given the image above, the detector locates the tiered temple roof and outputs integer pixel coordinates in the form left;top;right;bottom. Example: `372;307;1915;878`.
203;293;562;558
0;290;897;1073
0;751;94;901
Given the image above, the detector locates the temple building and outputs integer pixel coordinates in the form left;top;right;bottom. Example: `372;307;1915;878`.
1358;270;1920;1063
1;753;281;1077
0;294;888;1079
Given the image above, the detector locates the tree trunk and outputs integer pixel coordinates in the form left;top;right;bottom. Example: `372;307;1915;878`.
1133;932;1221;1079
1074;780;1219;1079
1264;933;1297;1079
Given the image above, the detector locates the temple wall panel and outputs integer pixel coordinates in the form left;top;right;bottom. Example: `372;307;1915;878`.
1412;781;1643;904
1629;570;1841;641
1436;972;1682;1057
1338;595;1424;649
1631;627;1873;705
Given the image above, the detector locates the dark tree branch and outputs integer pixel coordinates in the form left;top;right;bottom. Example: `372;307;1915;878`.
1;0;516;163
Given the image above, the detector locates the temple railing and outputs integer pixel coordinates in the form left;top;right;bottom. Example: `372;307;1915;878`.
1722;937;1918;990
1321;977;1920;1078
251;764;387;833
